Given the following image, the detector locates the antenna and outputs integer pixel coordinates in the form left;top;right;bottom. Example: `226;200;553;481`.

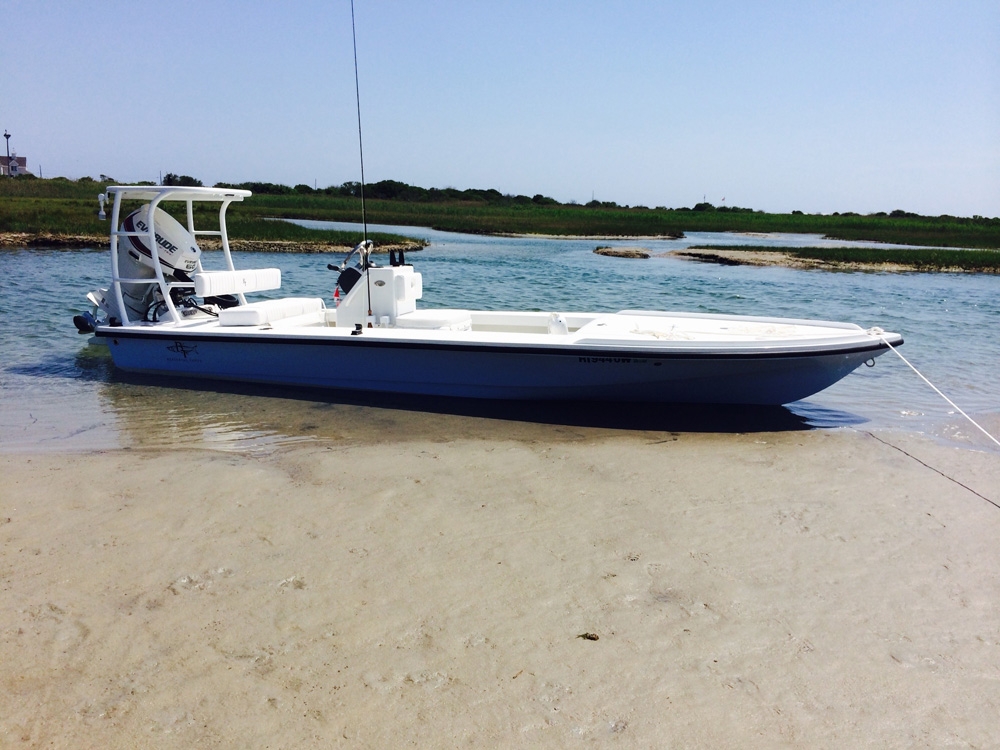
350;0;373;321
351;0;368;245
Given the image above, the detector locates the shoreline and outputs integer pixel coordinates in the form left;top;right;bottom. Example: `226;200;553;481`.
3;230;994;272
508;231;685;241
0;232;424;254
3;428;999;746
669;247;1000;273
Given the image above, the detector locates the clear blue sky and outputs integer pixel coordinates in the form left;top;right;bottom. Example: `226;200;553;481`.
4;0;998;216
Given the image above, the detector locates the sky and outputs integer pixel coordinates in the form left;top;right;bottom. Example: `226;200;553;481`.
3;0;998;217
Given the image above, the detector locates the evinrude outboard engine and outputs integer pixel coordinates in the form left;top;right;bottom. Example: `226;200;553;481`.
109;204;201;321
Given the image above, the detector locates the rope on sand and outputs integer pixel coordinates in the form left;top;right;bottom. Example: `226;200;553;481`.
870;329;1000;449
864;431;1000;509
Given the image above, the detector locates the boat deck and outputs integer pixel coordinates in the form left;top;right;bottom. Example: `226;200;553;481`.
111;306;882;355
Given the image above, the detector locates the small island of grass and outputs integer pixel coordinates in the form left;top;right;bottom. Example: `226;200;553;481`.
673;245;1000;273
594;246;651;259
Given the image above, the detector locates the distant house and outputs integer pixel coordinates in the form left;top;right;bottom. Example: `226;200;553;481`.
1;155;30;176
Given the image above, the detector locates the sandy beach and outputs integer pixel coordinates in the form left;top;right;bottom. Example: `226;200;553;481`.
3;422;999;748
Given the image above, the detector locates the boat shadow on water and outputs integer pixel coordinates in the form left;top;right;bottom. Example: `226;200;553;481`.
7;349;869;453
101;370;869;437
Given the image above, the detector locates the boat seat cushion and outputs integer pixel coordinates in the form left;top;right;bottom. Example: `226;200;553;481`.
394;309;472;331
218;297;324;326
194;268;281;297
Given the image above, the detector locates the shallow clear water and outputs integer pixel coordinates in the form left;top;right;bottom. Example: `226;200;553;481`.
1;226;997;453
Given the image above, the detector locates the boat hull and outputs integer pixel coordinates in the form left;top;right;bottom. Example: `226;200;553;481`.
82;187;904;409
95;328;897;405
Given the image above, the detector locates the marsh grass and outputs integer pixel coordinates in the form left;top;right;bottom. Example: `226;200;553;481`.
3;177;999;250
223;216;416;247
228;195;1000;249
0;187;417;247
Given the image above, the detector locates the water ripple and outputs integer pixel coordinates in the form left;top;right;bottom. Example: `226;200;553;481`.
2;232;998;452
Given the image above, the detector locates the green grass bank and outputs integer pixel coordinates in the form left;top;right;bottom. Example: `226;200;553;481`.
3;176;999;253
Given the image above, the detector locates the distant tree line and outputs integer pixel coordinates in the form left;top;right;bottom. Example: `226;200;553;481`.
12;172;997;223
685;202;756;213
163;173;203;187
211;178;778;215
213;178;568;207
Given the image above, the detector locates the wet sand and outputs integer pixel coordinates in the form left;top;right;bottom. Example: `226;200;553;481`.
3;428;999;747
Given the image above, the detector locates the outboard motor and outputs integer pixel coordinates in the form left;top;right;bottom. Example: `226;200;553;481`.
109;205;201;321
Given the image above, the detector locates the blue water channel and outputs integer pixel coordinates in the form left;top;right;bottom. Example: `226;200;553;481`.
1;224;997;452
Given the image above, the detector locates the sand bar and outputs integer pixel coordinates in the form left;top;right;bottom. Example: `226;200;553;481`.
593;246;651;259
2;423;999;747
669;247;999;273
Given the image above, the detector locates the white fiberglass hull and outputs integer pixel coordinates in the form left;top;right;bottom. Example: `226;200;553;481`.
94;310;901;405
82;188;903;408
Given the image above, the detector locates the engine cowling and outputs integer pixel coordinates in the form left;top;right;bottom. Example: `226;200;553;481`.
119;204;201;274
109;205;201;321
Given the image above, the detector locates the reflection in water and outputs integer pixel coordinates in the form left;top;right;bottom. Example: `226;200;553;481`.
99;380;316;454
4;239;996;453
3;339;869;454
93;372;868;454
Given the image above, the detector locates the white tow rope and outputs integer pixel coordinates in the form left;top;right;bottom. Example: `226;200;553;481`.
871;330;1000;449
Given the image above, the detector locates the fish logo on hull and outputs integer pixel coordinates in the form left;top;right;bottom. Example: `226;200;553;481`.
167;341;199;359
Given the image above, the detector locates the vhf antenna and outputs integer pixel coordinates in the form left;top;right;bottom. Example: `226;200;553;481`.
351;0;368;246
350;0;373;320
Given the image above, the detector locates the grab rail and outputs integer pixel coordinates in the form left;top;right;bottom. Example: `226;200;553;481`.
105;186;251;325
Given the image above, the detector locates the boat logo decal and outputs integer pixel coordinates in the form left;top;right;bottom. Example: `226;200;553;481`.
167;340;199;359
